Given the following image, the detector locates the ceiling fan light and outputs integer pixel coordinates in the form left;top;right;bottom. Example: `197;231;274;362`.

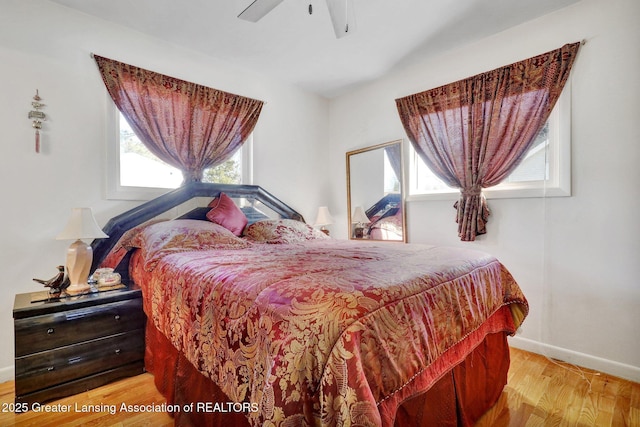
238;0;356;39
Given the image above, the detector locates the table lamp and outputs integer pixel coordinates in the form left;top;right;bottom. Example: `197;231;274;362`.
56;208;108;294
352;206;370;238
314;206;334;235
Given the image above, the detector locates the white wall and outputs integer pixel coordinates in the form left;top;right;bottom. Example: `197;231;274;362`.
0;0;329;380
329;0;640;381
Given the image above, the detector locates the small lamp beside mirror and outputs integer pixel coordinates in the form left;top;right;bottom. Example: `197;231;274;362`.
314;206;334;236
56;208;108;294
352;206;370;238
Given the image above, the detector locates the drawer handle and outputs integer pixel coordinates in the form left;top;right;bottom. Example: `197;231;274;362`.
114;349;121;355
46;328;55;335
47;366;55;372
114;314;121;321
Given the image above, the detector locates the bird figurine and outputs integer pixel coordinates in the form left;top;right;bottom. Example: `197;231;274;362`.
33;265;70;294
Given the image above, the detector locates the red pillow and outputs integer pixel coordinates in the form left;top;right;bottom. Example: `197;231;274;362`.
206;193;248;236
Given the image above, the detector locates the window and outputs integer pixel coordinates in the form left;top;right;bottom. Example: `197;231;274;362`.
407;87;571;200
106;105;252;200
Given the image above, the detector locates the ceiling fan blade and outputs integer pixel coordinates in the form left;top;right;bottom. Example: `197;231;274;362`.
238;0;284;22
325;0;356;38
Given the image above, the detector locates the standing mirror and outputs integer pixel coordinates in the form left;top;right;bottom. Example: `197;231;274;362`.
346;140;406;242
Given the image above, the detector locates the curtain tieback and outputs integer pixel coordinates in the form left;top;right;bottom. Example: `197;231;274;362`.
461;185;482;197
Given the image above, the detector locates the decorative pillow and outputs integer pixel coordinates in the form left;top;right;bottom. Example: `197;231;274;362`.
119;219;168;250
244;219;330;244
128;219;251;270
99;219;168;269
206;193;248;236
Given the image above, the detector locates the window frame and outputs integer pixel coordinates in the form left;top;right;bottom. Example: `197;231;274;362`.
105;99;253;201
405;85;572;201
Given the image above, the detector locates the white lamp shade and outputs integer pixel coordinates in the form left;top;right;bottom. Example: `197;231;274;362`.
56;208;108;240
352;206;370;224
314;206;334;226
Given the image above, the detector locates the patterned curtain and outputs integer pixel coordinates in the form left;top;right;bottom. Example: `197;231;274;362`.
94;55;264;183
396;43;580;241
385;144;402;183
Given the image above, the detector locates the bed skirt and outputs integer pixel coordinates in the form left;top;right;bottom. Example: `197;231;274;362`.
144;307;512;427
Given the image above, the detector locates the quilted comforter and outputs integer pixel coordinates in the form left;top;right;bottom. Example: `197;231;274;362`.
129;236;527;426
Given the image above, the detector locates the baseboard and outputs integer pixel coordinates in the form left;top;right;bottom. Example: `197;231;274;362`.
509;336;640;383
0;365;14;384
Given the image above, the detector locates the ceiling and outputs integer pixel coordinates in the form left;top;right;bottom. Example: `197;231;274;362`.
50;0;580;98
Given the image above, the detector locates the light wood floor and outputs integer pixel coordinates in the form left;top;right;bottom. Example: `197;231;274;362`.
477;348;639;426
0;347;638;426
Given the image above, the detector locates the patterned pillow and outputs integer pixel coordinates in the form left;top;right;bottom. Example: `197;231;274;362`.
128;219;251;270
244;219;330;244
206;193;248;236
99;219;168;269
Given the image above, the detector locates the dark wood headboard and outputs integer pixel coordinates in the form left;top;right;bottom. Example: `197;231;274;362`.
90;182;304;272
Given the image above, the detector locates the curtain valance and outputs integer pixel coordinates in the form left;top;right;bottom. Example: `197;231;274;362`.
94;55;264;183
396;42;580;241
414;45;579;112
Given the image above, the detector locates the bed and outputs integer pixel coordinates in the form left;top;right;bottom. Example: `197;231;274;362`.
92;182;528;427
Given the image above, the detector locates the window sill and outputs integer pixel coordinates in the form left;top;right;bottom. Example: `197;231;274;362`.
406;183;571;202
106;185;176;202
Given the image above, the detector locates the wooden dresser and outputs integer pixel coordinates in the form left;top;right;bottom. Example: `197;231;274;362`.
13;287;146;406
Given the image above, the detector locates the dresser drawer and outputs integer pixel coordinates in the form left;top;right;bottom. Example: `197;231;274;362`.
15;298;145;357
15;329;144;396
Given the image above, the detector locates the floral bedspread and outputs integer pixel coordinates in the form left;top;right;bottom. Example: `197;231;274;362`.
131;239;528;426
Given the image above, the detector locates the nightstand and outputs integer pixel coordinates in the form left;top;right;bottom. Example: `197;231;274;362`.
13;286;146;406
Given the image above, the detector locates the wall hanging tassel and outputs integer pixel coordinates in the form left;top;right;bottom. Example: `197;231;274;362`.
28;90;46;153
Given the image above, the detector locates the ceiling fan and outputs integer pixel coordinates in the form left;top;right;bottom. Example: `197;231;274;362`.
238;0;356;39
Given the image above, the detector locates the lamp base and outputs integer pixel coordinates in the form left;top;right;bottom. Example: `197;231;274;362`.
65;283;92;295
65;239;94;295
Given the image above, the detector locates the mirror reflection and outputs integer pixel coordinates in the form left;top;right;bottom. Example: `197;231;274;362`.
346;140;406;242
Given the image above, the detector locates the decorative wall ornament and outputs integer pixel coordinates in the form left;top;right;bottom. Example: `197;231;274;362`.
28;89;46;153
